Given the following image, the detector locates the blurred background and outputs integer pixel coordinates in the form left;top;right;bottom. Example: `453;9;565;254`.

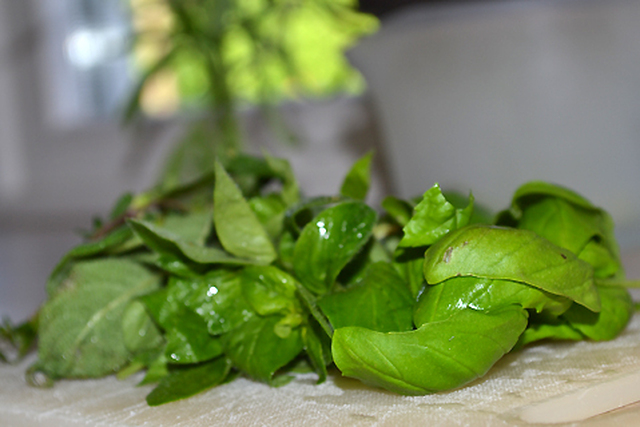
1;0;640;322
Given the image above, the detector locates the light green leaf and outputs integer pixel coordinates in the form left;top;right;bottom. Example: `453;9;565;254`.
424;225;600;312
399;183;473;248
213;161;277;264
340;151;373;200
332;306;527;395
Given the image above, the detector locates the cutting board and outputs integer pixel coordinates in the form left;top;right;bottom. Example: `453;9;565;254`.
3;311;640;426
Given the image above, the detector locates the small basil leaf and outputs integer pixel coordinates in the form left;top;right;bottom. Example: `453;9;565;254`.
263;152;301;207
163;305;223;364
424;225;600;312
121;300;164;355
223;314;303;382
213;161;277;264
332;306;528;395
318;262;414;332
399;183;473;248
302;320;332;383
241;266;300;317
146;357;232;406
293;201;377;295
340;151;373;201
562;285;633;341
381;196;414;227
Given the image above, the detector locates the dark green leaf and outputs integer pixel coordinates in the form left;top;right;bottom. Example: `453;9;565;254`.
146;357;232;406
318;262;414;332
293;201;376;295
223;314;303;382
163;305;224;364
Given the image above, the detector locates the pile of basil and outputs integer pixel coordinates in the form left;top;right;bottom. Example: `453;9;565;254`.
13;153;637;404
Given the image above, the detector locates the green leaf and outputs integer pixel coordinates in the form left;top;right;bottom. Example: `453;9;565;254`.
47;226;134;295
293;201;377;295
514;318;584;349
562;285;633;341
413;277;571;327
249;194;287;240
399;184;473;248
122;300;164;354
263;152;301;207
340;151;373;200
213;161;277;264
424;225;600;312
146;357;232;406
381;196;414;227
318;262;414;332
128;218;256;266
163;305;224;365
223;314;303;382
0;317;38;363
240;266;301;317
332;306;528;395
37;258;161;378
302;320;332;383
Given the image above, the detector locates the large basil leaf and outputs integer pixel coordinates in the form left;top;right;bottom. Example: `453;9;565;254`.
162;305;223;364
340;151;373;201
213;161;277;264
37;258;161;378
146;357;232;406
332;306;528;395
223;314;303;383
293;201;377;295
398;184;473;248
413;277;571;327
424;225;600;312
318;262;414;332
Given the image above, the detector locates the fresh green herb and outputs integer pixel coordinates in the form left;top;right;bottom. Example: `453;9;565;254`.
9;154;637;405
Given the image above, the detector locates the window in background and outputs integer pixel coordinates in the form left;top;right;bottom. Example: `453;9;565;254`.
41;0;132;127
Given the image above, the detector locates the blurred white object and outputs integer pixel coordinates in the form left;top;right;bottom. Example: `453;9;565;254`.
351;0;640;247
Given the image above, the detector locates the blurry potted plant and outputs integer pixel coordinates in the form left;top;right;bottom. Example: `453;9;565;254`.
124;0;378;189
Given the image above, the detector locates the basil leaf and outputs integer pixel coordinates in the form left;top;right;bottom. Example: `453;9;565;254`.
515;317;584;349
424;225;600;312
399;183;473;248
163;305;223;364
146;357;232;406
37;258;161;378
121;300;164;355
263;152;301;207
302;320;332;383
47;226;134;295
293;201;377;295
340;151;373;200
318;262;414;332
241;266;301;317
332;306;528;395
249;194;287;240
128;218;255;266
213;161;277;264
223;314;303;382
381;196;414;227
562;285;633;341
414;277;571;327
